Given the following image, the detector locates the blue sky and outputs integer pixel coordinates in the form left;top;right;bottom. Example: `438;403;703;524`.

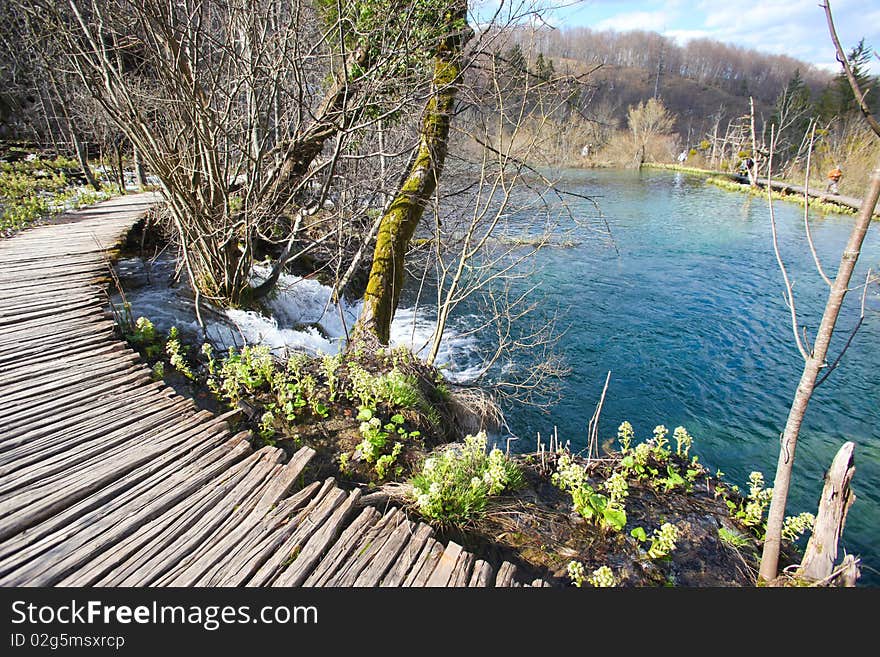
473;1;880;74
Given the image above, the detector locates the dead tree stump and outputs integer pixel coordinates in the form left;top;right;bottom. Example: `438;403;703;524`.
799;441;857;584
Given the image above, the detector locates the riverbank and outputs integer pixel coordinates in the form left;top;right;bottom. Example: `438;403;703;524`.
106;216;844;587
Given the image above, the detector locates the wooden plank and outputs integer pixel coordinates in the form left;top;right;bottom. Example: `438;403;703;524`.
0;409;223;541
404;538;445;587
0;396;200;495
268;488;361;586
494;561;519;587
468;560;494;587
253;446;316;513
322;509;404;587
0;391;186;477
207;479;346;587
0;435;252;586
351;517;417;587
449;550;476;587
302;507;382;587
64;448;269;586
379;523;434;587
1;369;153;431
0;428;246;571
256;488;362;588
157;469;331;587
425;541;464;587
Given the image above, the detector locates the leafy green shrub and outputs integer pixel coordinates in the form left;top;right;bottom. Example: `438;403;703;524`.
212;345;276;402
567;561;617;587
165;327;194;379
411;432;523;524
346;362;422;409
552;454;626;531
647;522;679;559
782;512;815;542
356;406;419;478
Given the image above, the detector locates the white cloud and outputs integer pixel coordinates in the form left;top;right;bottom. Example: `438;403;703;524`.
594;10;670;33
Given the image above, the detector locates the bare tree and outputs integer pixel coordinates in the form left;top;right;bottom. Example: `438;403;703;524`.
18;0;457;308
758;1;880;582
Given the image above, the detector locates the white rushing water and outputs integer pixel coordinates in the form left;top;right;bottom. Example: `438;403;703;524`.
111;259;485;383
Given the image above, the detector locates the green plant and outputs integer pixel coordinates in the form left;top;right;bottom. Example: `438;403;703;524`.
782;512;816;542
212;344;276;403
588;565;617;588
338;452;351;475
165;327;194;379
411;432;523;524
151;361;164;380
552;454;626;532
659;463;686;492
617;420;634;452
127;316;163;359
356;407;420;478
732;471;774;533
619;442;658;482
630;526;648;542
647;522;679;559
346;362;422;410
718;526;751;549
321;353;342;401
649;424;671;458
673;426;693;457
567;560;586;587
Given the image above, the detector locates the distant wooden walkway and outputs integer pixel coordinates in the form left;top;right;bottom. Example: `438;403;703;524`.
729;173;880;217
0;194;545;588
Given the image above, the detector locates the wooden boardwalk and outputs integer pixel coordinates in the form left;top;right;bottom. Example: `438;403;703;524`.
730;173;880;216
0;194;545;588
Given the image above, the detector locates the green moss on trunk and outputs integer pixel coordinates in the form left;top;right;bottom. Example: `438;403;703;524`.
357;7;469;344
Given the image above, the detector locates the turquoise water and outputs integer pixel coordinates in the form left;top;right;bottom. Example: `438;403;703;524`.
492;168;880;584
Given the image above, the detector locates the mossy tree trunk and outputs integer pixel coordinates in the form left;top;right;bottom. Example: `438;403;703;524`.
356;6;470;344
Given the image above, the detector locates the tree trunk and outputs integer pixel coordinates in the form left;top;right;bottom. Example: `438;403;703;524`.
799;442;856;583
133;144;147;189
72;132;101;191
356;8;470;345
759;157;880;581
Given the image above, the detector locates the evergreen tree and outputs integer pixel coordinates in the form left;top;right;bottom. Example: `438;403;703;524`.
820;38;877;118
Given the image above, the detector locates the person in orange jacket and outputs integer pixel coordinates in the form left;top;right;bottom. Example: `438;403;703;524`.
826;165;843;194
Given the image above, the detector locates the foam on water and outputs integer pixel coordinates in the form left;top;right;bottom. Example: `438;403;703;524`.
112;260;484;383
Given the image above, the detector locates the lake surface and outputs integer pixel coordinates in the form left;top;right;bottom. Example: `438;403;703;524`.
491;168;880;584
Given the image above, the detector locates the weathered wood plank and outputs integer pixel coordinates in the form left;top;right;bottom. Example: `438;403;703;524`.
351;517;417;587
323;509;404;587
468;560;494;587
302;507;383;587
405;538;445;587
425;541;464;587
494;561;519;587
379;523;434;587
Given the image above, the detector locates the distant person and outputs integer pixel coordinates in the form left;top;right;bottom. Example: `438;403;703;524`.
678;150;687;163
826;165;843;194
